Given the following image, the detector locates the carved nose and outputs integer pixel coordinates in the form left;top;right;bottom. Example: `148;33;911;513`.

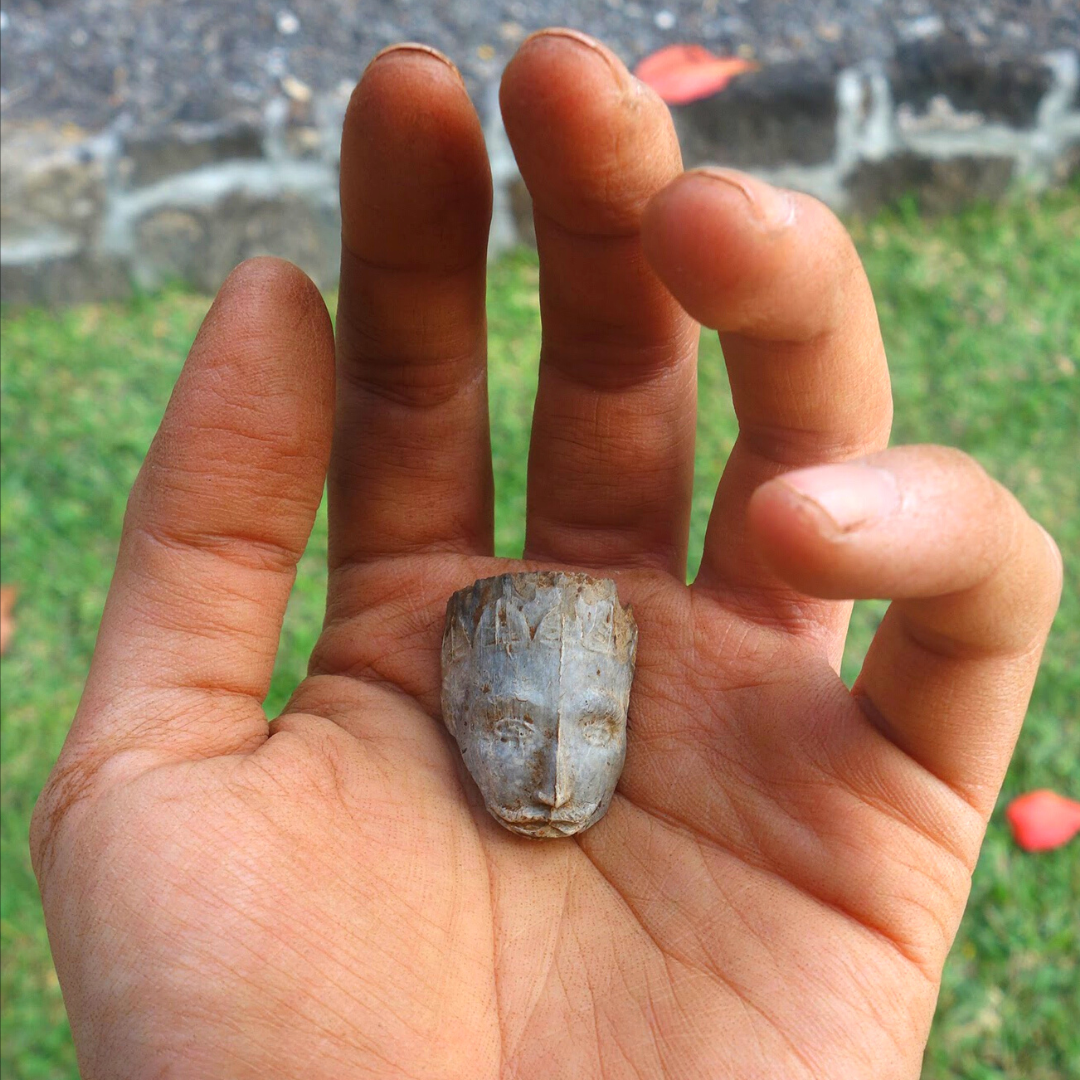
535;782;572;809
536;732;572;809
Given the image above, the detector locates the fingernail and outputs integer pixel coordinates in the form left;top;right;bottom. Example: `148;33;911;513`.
369;43;466;87
690;167;795;228
778;464;901;532
522;27;629;87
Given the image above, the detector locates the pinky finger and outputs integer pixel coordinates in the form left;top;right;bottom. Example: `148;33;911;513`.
747;445;1063;813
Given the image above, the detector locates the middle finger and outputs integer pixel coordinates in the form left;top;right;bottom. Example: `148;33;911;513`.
501;30;698;578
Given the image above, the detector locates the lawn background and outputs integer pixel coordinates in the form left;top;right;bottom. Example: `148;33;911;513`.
2;188;1078;1078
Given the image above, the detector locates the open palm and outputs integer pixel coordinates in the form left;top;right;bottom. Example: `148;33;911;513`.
32;31;1060;1080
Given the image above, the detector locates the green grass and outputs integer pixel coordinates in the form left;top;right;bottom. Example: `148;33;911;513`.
2;187;1078;1078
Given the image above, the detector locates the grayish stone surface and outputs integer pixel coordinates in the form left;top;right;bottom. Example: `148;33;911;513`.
673;60;839;169
0;250;129;306
129;186;340;293
0;121;108;248
3;2;1079;304
122;119;264;187
441;572;637;840
3;0;1077;132
890;35;1055;129
1058;139;1080;182
848;152;1016;215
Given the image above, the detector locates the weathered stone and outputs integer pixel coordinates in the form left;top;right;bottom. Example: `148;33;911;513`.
123;119;264;187
847;152;1016;215
131;207;209;283
0;253;130;307
0;121;121;304
132;188;340;293
890;35;1054;128
1054;139;1080;182
0;121;108;245
672;61;838;169
3;6;1078;304
283;125;324;160
442;572;637;840
508;177;536;249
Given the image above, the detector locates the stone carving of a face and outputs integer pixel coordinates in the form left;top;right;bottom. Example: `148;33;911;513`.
441;572;638;839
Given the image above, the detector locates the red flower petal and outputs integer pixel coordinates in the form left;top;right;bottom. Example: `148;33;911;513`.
1005;790;1080;851
634;44;758;106
0;585;15;656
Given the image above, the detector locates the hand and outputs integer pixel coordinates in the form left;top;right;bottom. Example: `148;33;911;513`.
31;30;1061;1080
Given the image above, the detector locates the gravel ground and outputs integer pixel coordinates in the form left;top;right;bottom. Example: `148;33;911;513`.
2;0;1079;130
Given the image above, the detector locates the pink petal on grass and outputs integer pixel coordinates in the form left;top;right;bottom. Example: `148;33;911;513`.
1005;790;1080;852
634;44;758;106
0;585;15;656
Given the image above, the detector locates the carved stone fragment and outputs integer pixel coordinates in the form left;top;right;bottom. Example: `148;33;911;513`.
441;572;638;839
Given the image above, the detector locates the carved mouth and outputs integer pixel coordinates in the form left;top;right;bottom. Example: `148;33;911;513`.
491;808;595;838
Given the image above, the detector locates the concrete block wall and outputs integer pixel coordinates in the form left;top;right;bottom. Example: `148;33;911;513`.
2;19;1077;306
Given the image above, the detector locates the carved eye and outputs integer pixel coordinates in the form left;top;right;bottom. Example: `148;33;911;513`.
493;717;534;743
580;714;620;747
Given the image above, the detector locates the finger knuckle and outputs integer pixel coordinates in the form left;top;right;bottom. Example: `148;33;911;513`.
29;748;105;886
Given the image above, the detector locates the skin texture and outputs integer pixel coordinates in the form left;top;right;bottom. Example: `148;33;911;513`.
30;29;1062;1080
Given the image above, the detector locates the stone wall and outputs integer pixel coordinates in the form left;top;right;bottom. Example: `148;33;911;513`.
1;89;350;304
2;6;1077;306
672;39;1079;214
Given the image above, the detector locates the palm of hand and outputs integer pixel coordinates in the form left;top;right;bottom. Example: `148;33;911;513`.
47;552;970;1078
33;30;1059;1080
